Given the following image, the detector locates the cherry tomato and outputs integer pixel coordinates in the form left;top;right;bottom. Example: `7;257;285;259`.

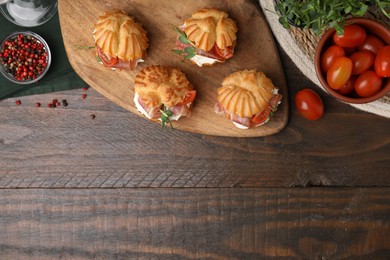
333;25;366;48
350;50;375;75
321;45;345;73
295;89;324;120
374;46;390;77
97;46;118;67
358;34;385;55
354;70;383;97
337;75;356;95
213;44;234;60
327;57;353;90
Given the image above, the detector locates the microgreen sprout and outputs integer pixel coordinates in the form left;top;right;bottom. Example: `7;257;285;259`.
172;27;197;61
160;107;174;129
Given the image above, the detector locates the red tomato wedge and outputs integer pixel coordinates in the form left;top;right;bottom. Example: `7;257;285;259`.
374;46;390;77
327;57;353;90
321;45;345;73
333;25;366;48
213;44;234;60
176;90;196;106
251;94;282;126
97;45;118;67
251;106;271;125
350;50;375;75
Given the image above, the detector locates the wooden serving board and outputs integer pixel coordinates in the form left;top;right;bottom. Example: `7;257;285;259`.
58;0;288;137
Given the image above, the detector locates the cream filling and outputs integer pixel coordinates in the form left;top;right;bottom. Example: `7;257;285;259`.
168;113;182;122
134;92;152;119
134;93;191;121
163;102;192;122
233;121;249;130
232;117;270;130
190;55;221;67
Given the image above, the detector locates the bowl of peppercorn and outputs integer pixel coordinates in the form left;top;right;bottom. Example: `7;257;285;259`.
0;31;51;85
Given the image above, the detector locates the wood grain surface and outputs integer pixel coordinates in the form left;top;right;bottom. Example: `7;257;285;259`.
0;49;389;188
57;0;288;137
1;6;390;257
0;188;389;259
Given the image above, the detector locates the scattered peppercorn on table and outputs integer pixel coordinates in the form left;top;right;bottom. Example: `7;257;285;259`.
0;0;389;259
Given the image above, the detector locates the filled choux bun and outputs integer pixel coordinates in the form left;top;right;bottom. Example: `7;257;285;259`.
134;65;194;108
184;8;237;52
94;11;148;62
217;70;278;118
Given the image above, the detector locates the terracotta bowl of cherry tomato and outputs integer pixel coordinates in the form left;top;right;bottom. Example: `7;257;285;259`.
0;31;51;85
314;18;390;104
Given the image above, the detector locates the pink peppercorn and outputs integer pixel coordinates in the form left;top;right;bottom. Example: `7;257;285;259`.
0;33;48;81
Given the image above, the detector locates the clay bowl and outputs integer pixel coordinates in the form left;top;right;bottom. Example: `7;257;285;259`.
314;18;390;104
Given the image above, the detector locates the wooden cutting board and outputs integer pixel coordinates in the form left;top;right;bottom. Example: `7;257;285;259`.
57;0;288;137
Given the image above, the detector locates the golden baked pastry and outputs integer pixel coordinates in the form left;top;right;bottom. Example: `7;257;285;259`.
184;8;237;52
94;11;148;62
217;70;276;118
134;65;194;108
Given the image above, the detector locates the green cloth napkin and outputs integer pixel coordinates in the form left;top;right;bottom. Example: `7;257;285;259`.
0;10;87;100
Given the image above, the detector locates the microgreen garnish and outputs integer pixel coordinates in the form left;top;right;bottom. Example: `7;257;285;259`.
76;45;96;50
172;27;197;61
96;55;102;63
160;107;174;129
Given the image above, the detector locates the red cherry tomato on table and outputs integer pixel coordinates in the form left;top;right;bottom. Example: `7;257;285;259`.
374;46;390;77
321;45;345;73
337;75;356;95
358;34;385;55
334;25;366;48
327;57;353;90
295;89;324;120
354;70;383;97
350;50;375;75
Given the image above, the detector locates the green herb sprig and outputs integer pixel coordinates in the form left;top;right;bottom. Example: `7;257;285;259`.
172;27;197;60
75;45;96;50
160;107;174;129
274;0;389;35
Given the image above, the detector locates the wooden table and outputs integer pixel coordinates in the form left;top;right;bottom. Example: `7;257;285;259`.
1;38;390;258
